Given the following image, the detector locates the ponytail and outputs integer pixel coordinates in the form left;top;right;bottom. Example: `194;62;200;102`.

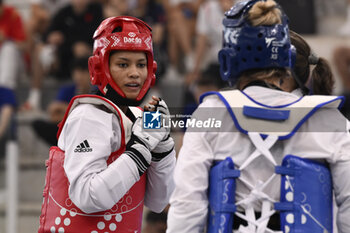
290;30;334;95
310;58;334;95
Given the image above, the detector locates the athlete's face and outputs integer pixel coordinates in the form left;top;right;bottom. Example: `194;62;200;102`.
109;51;148;100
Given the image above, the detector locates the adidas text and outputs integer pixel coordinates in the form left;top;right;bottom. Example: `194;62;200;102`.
74;148;93;153
75;140;93;153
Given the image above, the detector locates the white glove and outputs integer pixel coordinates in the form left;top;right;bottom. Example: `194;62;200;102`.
145;97;171;138
153;98;171;139
127;97;173;174
147;97;174;161
132;116;167;151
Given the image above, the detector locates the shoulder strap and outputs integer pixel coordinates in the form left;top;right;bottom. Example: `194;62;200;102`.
57;94;134;143
201;90;344;139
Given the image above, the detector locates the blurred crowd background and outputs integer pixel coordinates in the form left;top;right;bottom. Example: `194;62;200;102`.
1;0;350;232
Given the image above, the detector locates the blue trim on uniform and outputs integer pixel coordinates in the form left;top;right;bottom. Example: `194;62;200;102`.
199;91;218;104
200;91;249;135
200;91;345;140
241;90;345;110
241;90;304;108
243;106;290;121
338;95;345;109
279;96;344;140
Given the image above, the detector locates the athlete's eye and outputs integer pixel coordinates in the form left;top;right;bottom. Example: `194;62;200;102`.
118;63;128;68
137;63;146;68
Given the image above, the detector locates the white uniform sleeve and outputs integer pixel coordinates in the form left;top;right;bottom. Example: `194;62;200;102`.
330;121;350;233
144;149;176;213
167;131;213;233
58;104;140;214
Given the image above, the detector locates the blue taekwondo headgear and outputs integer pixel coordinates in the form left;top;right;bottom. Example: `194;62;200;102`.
218;0;296;85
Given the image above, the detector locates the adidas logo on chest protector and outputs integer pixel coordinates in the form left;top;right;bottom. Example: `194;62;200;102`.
74;140;92;153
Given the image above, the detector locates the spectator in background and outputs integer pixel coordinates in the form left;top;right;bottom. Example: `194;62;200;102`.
162;0;204;82
24;0;70;111
32;56;94;146
338;0;350;36
43;0;103;79
23;0;103;111
179;64;227;153
0;0;27;51
183;64;227;118
27;0;70;49
0;0;26;143
0;0;26;148
333;45;350;119
129;0;168;79
0;0;27;91
102;0;128;19
0;87;16;157
276;0;317;34
185;0;235;86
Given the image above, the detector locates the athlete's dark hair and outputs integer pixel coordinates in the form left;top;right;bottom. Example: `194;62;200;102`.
290;30;334;95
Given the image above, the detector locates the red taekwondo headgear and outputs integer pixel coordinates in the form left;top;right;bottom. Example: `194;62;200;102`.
88;16;157;103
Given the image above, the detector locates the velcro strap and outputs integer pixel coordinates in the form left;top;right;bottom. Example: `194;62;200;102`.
274;202;294;211
243;106;290;121
275;166;295;176
211;203;236;213
221;204;237;213
222;169;241;179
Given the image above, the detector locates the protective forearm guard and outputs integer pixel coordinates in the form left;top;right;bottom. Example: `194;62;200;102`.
275;155;333;233
207;157;240;233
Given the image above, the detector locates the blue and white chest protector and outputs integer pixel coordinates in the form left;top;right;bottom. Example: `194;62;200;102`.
203;90;344;233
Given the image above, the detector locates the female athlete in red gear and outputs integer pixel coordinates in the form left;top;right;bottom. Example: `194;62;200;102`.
39;16;175;233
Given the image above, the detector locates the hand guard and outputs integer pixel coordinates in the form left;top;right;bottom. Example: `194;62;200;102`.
149;97;174;161
151;135;175;162
154;98;170;115
132;117;167;151
124;134;152;176
153;98;171;139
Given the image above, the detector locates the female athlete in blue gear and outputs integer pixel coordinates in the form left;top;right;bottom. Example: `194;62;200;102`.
167;1;350;233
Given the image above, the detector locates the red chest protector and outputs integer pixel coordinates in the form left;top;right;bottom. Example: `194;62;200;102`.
38;95;146;233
